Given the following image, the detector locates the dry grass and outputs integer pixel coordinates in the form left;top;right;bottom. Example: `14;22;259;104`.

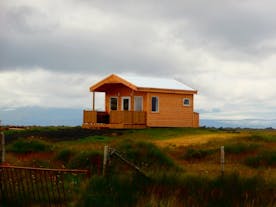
153;132;248;147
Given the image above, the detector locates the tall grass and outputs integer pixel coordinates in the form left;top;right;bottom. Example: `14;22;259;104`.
224;143;259;154
116;140;178;172
77;173;275;207
244;150;276;168
6;138;52;153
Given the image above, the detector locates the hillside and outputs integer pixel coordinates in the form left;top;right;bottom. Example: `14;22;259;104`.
2;127;276;206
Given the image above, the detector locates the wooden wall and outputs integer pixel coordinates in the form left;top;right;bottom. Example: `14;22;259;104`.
101;84;199;128
146;92;197;127
105;84;147;113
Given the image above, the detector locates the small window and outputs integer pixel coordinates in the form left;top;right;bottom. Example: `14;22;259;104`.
183;98;190;106
151;96;159;112
110;97;118;110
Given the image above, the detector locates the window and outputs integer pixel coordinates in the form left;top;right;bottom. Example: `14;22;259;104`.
183;98;190;106
134;96;143;111
110;97;118;110
151;96;159;112
122;97;131;111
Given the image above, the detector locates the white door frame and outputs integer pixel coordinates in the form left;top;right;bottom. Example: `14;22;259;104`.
121;96;131;111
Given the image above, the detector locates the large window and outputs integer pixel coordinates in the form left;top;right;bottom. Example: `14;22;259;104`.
110;97;118;110
134;96;143;111
151;96;159;112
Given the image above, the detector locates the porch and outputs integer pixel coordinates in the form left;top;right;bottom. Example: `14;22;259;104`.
82;110;147;129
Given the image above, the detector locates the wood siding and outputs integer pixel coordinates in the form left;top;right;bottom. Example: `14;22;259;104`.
110;111;146;124
83;110;97;124
146;93;197;127
105;84;147;113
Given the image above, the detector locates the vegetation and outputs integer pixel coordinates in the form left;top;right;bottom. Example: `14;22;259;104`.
7;138;52;153
244;150;276;168
3;127;276;206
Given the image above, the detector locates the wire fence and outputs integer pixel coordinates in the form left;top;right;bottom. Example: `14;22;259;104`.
0;165;90;207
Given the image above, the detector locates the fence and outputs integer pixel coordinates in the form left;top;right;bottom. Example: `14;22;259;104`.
0;165;90;207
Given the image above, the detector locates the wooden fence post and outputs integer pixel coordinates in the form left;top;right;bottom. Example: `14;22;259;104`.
220;146;224;176
103;145;109;176
1;132;5;163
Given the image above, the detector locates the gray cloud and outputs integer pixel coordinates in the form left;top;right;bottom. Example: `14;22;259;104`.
1;0;276;73
1;0;276;121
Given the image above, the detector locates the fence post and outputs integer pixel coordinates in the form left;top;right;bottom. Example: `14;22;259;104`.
103;145;109;176
220;146;224;176
1;132;5;163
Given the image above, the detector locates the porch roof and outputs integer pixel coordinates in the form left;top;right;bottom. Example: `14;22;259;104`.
90;74;197;94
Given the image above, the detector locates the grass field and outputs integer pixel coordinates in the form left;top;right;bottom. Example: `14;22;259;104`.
2;127;276;206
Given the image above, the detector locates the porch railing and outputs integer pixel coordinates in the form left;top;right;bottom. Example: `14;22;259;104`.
83;110;146;125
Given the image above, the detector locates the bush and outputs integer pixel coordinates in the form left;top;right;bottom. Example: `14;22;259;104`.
55;149;75;163
68;150;102;170
247;134;276;142
244;150;276;168
78;175;144;207
7;138;52;153
77;173;275;207
224;143;259;154
183;148;214;160
116;140;177;171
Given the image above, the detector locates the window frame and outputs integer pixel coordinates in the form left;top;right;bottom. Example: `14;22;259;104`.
110;96;118;111
121;96;131;111
183;98;190;106
151;96;159;112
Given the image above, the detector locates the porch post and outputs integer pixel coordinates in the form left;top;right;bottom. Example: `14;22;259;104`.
92;91;95;111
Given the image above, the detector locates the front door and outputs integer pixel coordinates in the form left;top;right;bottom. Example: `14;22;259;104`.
121;97;131;111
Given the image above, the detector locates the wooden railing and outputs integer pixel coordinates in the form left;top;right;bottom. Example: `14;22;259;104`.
83;110;146;125
110;111;146;125
83;110;97;124
193;112;199;127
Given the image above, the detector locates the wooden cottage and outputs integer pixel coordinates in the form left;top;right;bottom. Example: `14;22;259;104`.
83;74;199;129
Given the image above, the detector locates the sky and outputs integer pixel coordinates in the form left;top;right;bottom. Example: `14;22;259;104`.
1;0;276;125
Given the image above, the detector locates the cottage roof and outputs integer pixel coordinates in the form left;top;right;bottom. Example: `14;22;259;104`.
90;74;197;94
117;74;195;91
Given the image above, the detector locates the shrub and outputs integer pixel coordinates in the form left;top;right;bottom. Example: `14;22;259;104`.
55;149;75;163
116;140;177;171
244;150;276;168
77;173;275;207
7;138;52;153
68;150;102;170
78;175;143;207
247;134;276;142
183;148;214;160
224;143;259;154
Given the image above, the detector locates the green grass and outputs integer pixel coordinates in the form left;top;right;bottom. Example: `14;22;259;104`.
244;150;276;168
77;135;113;143
183;147;215;160
116;140;178;172
4;126;276;206
224;142;259;154
124;127;220;140
68;150;102;170
247;133;276;142
77;173;275;207
7;138;52;153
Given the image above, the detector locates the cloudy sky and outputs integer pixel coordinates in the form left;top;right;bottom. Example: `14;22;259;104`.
1;0;276;124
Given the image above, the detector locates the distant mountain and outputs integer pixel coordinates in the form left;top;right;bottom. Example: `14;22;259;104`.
0;107;82;126
201;119;276;129
1;107;275;129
